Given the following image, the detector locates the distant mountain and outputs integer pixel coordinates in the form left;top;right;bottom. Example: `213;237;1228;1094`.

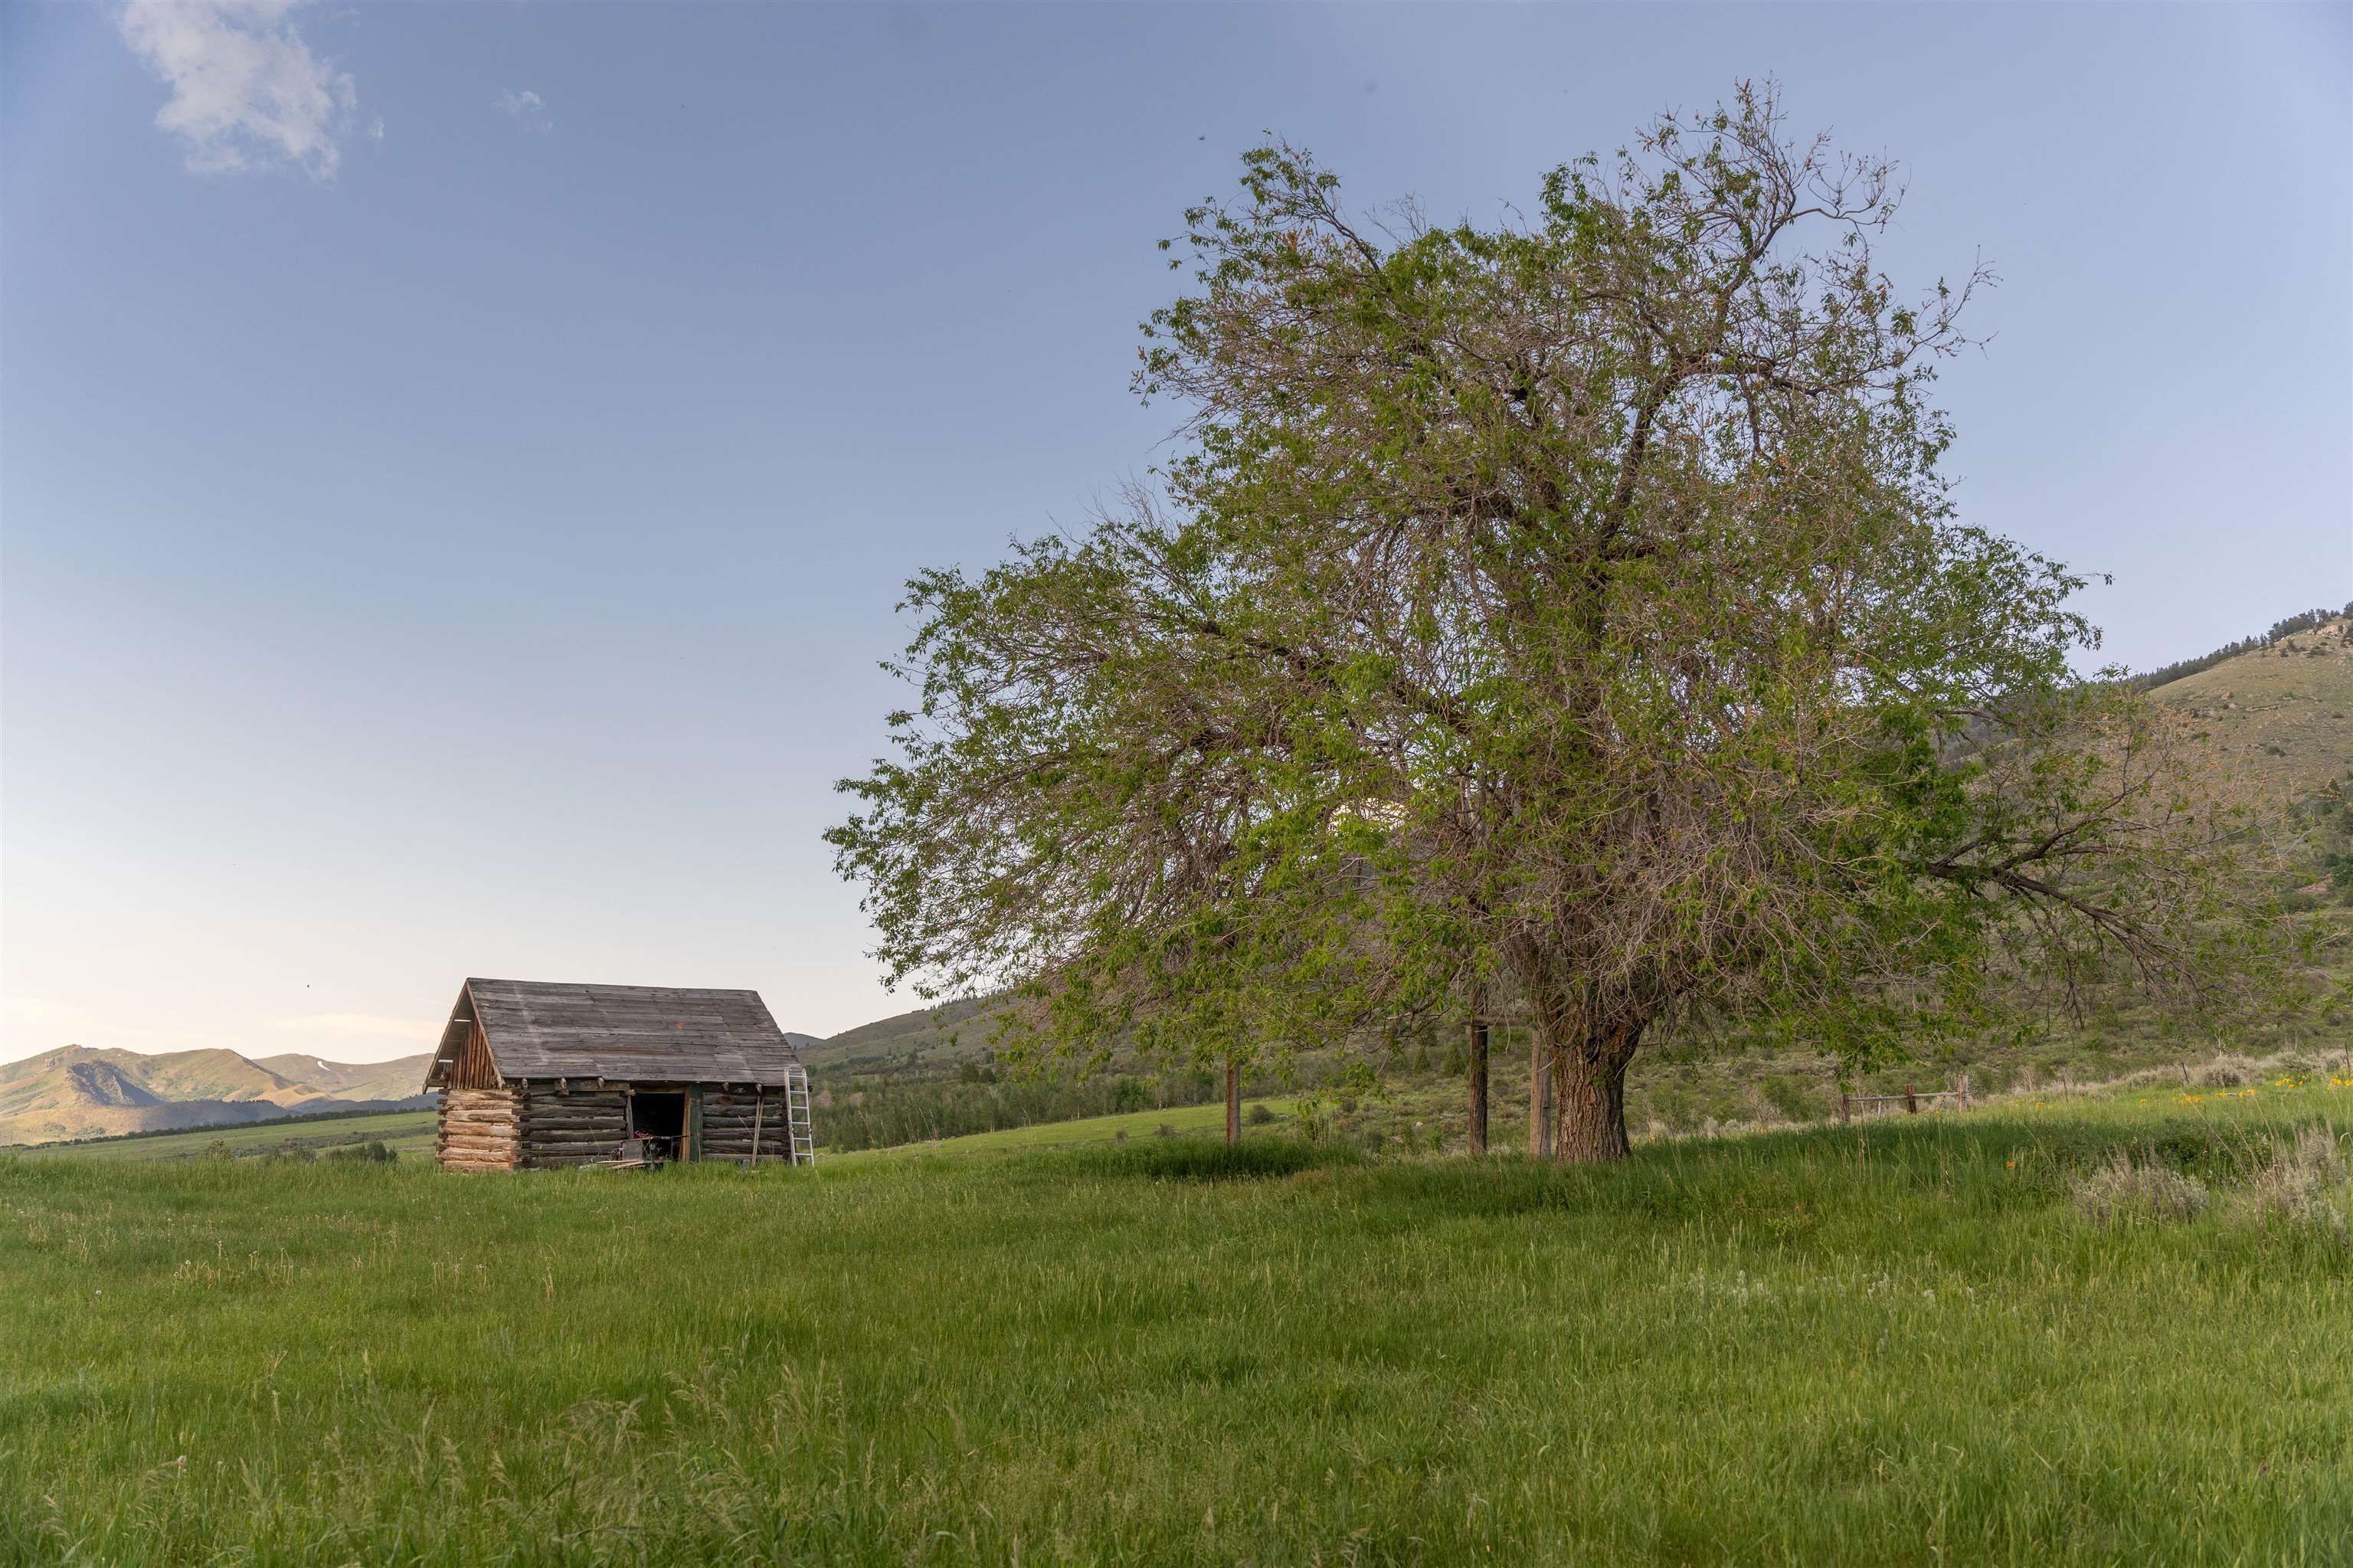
0;1046;434;1147
251;1053;434;1103
110;1047;313;1106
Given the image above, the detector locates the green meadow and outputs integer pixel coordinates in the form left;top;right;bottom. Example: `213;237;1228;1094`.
10;1109;440;1164
4;1084;2350;1566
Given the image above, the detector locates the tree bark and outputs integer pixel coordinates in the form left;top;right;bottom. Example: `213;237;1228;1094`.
1224;1059;1240;1147
1466;1016;1489;1156
1547;1016;1643;1164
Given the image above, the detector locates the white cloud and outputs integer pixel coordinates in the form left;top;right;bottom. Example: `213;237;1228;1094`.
271;1013;442;1044
496;87;551;134
368;115;385;145
117;0;357;178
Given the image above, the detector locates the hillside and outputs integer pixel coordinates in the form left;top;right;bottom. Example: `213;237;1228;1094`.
800;996;1006;1076
252;1052;436;1103
11;1107;441;1164
0;1046;434;1146
92;1046;313;1105
2149;614;2353;797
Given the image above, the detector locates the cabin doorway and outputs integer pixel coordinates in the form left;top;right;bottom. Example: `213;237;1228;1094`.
629;1092;688;1163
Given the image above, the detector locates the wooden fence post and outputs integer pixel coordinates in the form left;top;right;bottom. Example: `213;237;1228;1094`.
1958;1072;1971;1112
1903;1084;1918;1115
1529;1028;1553;1163
1839;1091;1851;1125
1224;1060;1240;1147
1467;1016;1489;1156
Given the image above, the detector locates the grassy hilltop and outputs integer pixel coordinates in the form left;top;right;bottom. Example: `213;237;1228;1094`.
5;1079;2350;1566
2152;614;2353;797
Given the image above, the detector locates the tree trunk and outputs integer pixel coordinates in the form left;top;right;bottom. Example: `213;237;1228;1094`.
1224;1059;1240;1147
1546;1016;1642;1165
1466;1016;1489;1156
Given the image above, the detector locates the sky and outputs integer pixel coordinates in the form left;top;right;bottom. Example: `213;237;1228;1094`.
3;2;2348;1066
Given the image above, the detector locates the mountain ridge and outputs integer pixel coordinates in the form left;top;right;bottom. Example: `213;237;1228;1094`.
5;1033;830;1148
0;1045;436;1147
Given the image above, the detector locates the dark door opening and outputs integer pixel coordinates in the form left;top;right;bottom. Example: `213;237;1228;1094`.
629;1092;687;1162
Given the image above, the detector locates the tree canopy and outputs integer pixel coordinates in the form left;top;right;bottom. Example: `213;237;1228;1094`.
830;83;2289;1161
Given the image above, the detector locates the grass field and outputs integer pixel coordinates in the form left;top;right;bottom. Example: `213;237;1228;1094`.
8;1108;441;1164
832;1097;1299;1163
4;1083;2349;1566
1;1099;1294;1167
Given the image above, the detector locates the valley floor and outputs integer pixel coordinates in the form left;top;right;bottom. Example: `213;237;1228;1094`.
2;1085;2348;1565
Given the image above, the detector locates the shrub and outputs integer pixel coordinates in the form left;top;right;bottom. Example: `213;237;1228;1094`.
2187;1056;2263;1088
1757;1075;1821;1124
326;1141;396;1165
1245;1102;1275;1126
2070;1152;2209;1226
2235;1126;2351;1246
1291;1098;1334;1145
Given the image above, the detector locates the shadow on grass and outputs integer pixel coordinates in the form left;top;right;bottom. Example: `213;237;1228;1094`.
1052;1138;1366;1182
1206;1110;2353;1226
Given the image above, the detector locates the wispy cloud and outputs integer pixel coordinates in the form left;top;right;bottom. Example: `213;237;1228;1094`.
496;87;551;135
272;1013;442;1044
117;0;357;178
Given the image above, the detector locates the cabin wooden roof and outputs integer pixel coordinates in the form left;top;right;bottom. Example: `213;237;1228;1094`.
423;979;803;1090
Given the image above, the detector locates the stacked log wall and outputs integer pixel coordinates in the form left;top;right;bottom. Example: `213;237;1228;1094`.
437;1088;519;1172
443;1084;802;1169
700;1090;781;1164
516;1087;632;1169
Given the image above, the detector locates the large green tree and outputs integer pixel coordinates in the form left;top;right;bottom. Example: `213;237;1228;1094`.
831;85;2282;1161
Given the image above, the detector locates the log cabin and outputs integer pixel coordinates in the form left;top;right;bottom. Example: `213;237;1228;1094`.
422;978;813;1172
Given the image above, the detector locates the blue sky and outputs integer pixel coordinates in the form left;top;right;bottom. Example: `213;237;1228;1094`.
3;2;2347;1064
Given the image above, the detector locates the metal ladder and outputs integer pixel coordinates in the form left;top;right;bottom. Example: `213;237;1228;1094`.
784;1062;817;1167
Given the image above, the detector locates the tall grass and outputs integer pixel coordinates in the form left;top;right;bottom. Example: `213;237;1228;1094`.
3;1090;2348;1565
819;1070;1220;1151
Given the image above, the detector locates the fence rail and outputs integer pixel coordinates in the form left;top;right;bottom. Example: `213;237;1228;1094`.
1839;1074;1971;1124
